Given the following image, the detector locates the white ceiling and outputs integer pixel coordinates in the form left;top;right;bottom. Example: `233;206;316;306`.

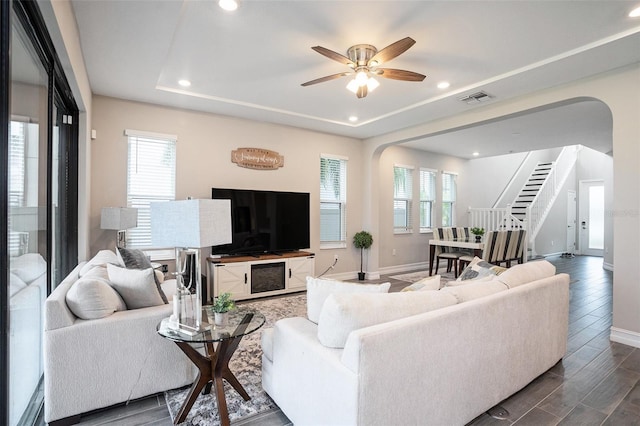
70;0;640;158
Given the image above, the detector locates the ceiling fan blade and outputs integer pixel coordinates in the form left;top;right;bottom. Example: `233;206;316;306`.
301;72;352;87
368;37;416;66
356;85;368;99
377;68;426;81
311;46;354;66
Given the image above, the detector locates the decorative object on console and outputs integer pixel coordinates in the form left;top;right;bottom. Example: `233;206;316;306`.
470;227;485;242
101;207;138;248
151;199;232;334
231;147;284;170
352;230;373;280
211;292;236;326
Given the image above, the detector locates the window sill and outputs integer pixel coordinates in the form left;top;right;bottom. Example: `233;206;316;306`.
394;230;413;235
320;242;347;250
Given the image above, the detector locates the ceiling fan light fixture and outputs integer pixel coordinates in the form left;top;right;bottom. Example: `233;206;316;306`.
346;79;360;94
355;71;369;86
219;0;238;11
367;77;380;92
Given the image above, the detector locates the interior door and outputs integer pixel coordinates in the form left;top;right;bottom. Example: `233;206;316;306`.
566;190;576;255
579;181;604;257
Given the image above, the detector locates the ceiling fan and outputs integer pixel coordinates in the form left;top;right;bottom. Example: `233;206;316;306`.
301;37;426;98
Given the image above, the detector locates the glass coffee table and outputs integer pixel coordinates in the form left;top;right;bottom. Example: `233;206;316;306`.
157;308;265;426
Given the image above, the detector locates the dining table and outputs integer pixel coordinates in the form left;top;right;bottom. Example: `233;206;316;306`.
428;239;484;276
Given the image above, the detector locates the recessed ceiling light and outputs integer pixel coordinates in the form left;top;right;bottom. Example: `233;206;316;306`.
630;6;640;17
219;0;238;11
178;79;191;87
349;116;358;122
472;152;479;157
437;81;450;89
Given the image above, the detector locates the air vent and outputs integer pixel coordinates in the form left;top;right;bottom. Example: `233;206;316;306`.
458;91;494;104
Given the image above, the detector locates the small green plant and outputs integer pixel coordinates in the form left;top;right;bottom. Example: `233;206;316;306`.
470;227;485;236
353;231;374;280
212;292;236;313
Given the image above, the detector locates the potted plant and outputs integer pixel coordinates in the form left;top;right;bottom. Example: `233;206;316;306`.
212;292;236;326
470;227;485;242
353;231;373;280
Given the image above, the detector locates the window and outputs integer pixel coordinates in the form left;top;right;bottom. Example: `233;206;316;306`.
126;129;177;248
394;165;413;233
320;155;347;247
442;171;457;227
419;168;436;232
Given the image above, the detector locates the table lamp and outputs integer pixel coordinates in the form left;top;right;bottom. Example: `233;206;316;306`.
151;199;232;333
101;207;138;248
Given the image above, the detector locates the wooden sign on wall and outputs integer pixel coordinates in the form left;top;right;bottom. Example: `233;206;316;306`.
231;148;284;170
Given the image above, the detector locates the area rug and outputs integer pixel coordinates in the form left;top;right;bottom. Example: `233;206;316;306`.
390;270;455;284
164;293;307;425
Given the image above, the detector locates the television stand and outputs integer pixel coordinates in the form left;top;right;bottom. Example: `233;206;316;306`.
207;251;315;301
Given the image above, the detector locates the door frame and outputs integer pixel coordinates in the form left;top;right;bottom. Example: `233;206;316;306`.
578;179;605;256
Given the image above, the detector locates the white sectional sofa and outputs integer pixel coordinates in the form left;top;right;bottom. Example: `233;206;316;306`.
261;260;570;425
43;251;196;425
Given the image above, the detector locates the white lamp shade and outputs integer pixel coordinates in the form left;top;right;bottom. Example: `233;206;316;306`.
101;207;138;230
150;199;232;248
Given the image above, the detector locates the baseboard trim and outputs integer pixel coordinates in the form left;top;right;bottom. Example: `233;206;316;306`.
603;262;614;271
378;261;430;276
610;327;640;349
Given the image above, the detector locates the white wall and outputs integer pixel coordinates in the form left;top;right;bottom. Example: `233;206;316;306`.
90;96;364;276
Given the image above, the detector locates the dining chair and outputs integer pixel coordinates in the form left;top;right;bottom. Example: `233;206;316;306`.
459;229;527;271
434;227;469;277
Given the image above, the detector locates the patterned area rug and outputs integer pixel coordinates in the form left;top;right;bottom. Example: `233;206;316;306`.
164;293;307;425
390;270;455;284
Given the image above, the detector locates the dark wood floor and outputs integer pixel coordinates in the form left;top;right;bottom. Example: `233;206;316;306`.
37;255;639;425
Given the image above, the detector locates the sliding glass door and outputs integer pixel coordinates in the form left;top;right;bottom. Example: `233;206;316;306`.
2;1;78;424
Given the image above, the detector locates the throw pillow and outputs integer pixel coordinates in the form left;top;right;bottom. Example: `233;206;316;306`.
79;249;122;277
66;266;127;319
440;280;508;303
9;272;27;298
107;264;165;309
496;259;556;289
456;256;507;282
401;275;441;291
306;276;391;324
10;252;47;283
116;247;168;304
317;291;458;348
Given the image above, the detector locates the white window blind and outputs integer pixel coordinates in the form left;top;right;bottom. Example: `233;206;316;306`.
394;165;413;233
126;130;176;248
442;171;457;227
419;168;436;231
8;121;26;254
320;155;347;246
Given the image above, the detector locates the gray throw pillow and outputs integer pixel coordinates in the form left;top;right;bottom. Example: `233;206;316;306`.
117;246;168;303
106;264;165;309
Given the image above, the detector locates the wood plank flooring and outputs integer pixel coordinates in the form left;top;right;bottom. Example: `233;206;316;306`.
37;255;639;425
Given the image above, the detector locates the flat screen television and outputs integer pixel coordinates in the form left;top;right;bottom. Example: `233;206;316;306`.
211;188;310;256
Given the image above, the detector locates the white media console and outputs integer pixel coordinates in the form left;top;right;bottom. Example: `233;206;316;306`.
207;251;315;301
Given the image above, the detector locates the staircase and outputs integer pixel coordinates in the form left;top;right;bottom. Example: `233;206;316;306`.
510;162;554;223
469;145;581;259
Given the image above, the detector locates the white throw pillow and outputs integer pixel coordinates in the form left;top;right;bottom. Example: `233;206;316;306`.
401;275;441;291
317;291;458;348
496;260;556;289
9;273;27;298
79;249;122;277
10;252;47;283
306;276;391;324
66;266;127;319
107;264;165;309
440;280;508;303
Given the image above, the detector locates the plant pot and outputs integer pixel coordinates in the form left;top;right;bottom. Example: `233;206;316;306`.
214;312;229;327
358;272;366;281
475;235;482;242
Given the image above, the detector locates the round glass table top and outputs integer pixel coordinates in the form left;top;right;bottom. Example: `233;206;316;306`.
157;307;265;343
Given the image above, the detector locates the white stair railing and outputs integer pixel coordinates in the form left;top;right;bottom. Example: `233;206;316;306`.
526;145;580;243
468;145;580;259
